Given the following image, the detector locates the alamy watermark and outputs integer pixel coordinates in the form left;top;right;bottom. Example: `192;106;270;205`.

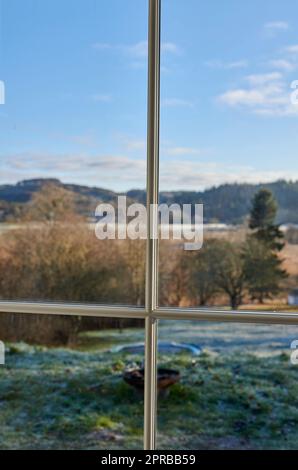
0;341;5;365
94;196;204;251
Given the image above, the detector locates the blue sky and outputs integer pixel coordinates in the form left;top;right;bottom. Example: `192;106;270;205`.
1;0;298;192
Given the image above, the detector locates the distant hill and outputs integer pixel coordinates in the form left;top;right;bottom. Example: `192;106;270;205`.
0;179;121;222
1;178;298;224
128;180;298;224
0;178;118;204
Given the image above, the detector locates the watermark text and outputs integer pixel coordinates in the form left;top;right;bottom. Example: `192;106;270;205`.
94;197;204;251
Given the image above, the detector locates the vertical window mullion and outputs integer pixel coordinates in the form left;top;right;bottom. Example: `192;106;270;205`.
144;0;161;451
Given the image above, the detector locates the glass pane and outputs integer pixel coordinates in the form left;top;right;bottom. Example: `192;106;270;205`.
0;0;147;305
159;0;298;313
157;320;298;450
0;313;144;449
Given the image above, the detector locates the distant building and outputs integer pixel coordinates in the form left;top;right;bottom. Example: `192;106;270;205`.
288;289;298;306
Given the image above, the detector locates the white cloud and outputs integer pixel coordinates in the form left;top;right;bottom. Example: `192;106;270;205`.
264;21;289;30
162;98;194;108
126;41;148;59
245;72;282;85
127;40;180;58
161;42;180;55
165;147;206;157
206;59;248;69
92;94;112;103
285;44;298;54
124;139;146;152
268;59;296;71
69;134;96;147
93;40;179;59
226;60;249;69
266;46;298;72
2;152;298;191
218;70;298;116
219;89;267;107
114;134;147;153
1;152;147;187
160;160;298;190
264;21;289;31
93;40;180;71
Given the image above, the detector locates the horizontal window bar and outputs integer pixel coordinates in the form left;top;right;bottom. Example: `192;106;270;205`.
0;301;146;319
1;301;298;325
154;307;298;325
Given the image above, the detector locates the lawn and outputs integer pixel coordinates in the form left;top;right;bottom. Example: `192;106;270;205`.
0;321;298;449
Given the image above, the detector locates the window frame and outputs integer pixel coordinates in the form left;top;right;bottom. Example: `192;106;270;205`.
1;0;298;450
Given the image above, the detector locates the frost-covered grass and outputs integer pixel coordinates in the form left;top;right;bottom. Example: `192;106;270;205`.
0;322;298;449
0;344;144;449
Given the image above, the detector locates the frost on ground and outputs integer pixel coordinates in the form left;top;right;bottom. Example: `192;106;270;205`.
0;321;297;450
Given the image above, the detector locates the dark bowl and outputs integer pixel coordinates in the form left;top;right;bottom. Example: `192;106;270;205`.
123;367;180;391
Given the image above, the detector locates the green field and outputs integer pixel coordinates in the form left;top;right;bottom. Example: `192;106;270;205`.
0;321;298;449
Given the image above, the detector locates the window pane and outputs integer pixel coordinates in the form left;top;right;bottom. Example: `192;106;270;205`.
0;0;147;305
159;0;298;313
157;320;298;450
0;313;144;449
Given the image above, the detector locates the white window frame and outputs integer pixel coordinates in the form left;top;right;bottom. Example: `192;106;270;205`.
1;0;298;450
